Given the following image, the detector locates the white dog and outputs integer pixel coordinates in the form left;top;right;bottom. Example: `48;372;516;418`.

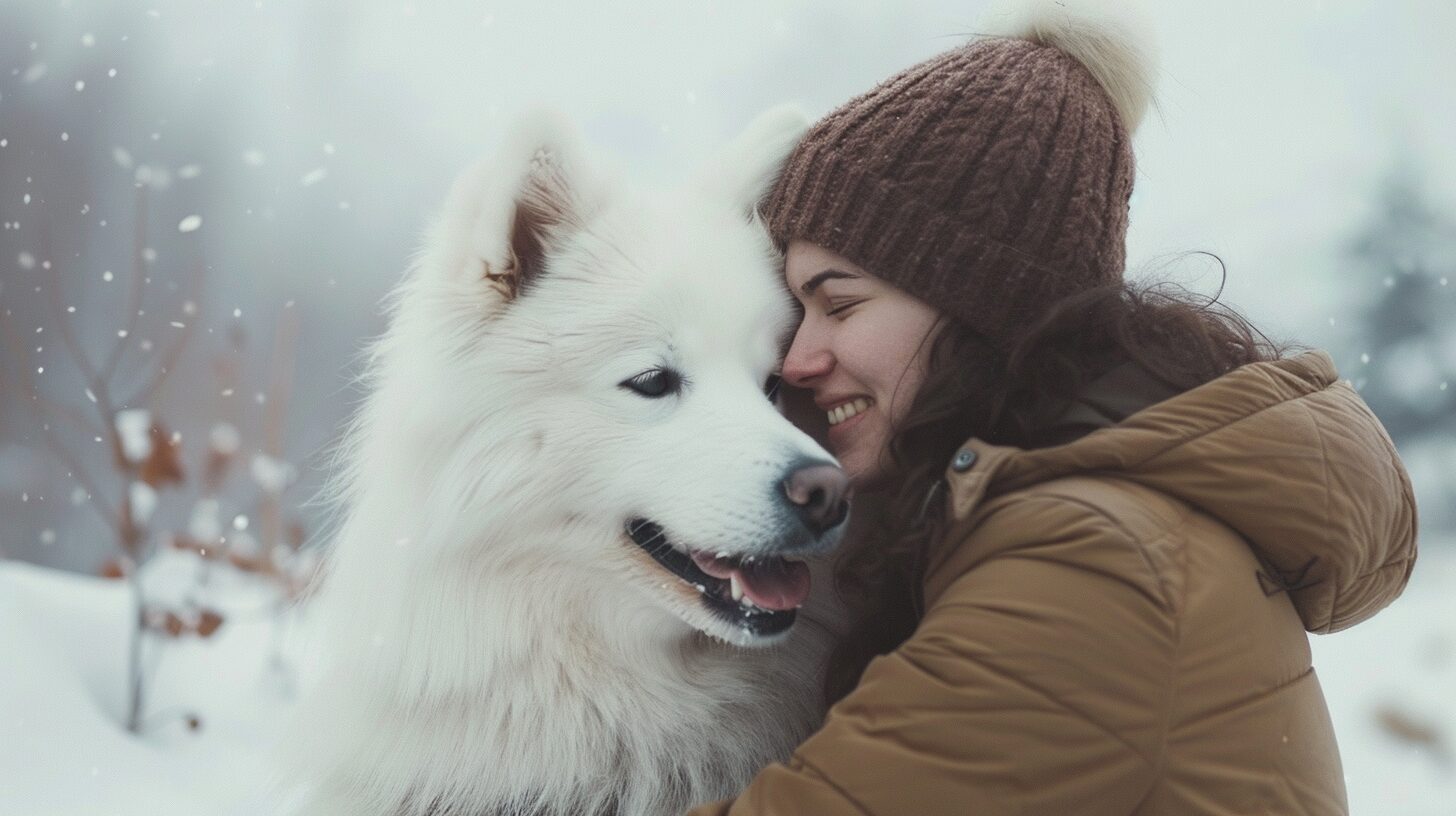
282;108;850;816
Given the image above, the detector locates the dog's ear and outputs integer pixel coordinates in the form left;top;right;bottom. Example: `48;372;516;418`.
498;140;578;301
439;111;602;304
696;104;810;222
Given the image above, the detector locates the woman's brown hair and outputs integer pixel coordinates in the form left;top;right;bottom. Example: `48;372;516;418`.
821;264;1287;704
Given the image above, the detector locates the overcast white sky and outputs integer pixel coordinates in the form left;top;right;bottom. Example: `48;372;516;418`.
3;0;1454;565
236;0;1456;336
8;0;1454;334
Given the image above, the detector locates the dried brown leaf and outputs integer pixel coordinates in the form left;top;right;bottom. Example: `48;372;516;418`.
99;558;128;580
195;609;224;638
139;422;185;488
1375;704;1445;749
161;611;185;638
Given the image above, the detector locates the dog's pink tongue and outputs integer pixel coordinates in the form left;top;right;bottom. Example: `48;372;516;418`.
688;552;812;611
737;559;811;611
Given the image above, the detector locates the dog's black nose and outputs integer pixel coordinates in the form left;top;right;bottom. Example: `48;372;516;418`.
783;461;850;536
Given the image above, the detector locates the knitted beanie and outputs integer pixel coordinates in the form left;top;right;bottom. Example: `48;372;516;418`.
764;0;1158;345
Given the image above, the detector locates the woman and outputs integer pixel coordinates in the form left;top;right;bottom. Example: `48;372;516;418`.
690;3;1417;815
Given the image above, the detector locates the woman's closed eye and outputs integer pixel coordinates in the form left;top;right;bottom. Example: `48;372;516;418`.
825;299;866;318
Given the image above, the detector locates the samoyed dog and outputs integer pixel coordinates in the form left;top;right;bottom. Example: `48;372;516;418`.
283;107;850;816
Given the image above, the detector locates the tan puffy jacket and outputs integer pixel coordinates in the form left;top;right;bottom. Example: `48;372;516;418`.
690;351;1417;815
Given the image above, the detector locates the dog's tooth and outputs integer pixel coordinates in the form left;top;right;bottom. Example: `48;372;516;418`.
730;574;744;602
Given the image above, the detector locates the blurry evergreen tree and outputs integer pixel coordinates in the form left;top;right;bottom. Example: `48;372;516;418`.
1345;161;1456;526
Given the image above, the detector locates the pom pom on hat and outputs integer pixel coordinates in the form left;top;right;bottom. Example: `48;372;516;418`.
981;0;1159;134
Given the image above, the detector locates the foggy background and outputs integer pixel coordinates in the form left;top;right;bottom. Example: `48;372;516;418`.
2;2;1455;813
3;0;1453;568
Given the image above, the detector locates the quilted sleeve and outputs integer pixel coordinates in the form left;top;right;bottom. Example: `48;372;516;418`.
688;494;1178;815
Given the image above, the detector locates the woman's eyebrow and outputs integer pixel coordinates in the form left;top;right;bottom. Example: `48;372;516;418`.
799;268;858;296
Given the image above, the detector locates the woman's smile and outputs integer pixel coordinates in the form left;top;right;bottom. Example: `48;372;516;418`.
826;396;872;427
825;397;872;446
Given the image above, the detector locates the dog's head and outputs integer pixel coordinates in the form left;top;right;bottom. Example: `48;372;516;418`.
400;107;847;645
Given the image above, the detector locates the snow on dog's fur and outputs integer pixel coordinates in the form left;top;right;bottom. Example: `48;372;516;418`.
283;107;850;816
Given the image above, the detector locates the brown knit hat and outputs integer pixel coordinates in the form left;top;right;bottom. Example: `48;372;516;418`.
765;0;1158;345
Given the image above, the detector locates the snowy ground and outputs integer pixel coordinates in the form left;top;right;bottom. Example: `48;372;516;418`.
0;551;312;815
1311;541;1456;815
1;544;1452;815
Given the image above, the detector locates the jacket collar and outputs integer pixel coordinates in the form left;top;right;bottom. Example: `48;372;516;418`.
933;351;1418;634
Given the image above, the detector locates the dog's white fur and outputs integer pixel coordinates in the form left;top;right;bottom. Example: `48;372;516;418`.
283;107;848;816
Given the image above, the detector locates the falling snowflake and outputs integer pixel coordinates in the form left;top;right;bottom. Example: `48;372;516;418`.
178;214;202;233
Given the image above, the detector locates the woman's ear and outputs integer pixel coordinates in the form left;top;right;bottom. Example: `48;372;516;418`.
777;381;830;449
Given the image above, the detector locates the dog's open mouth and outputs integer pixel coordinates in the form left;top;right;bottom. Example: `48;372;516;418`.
626;519;808;637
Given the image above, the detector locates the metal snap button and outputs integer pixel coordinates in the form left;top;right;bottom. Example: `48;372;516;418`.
951;449;977;472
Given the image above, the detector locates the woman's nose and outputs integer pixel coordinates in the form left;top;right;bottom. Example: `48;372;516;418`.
782;330;833;387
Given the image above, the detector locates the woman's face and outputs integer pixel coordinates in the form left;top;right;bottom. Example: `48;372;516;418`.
781;239;942;489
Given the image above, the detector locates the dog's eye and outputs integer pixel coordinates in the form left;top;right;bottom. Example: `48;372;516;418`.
621;368;681;399
763;372;782;402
